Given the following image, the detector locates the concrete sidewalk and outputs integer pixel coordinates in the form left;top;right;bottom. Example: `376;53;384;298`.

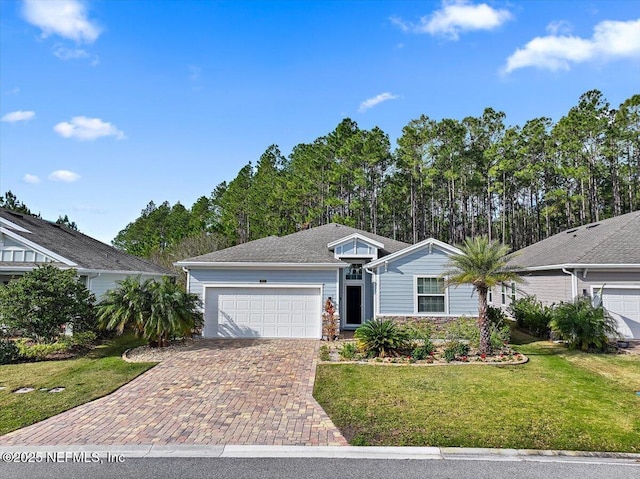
1;445;639;465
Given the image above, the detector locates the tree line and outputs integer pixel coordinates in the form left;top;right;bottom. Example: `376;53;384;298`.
112;89;639;262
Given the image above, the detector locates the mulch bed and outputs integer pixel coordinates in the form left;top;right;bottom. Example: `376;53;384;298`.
319;340;528;366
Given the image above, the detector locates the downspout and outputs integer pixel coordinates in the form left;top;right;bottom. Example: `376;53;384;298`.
364;266;377;318
562;268;577;299
182;267;190;293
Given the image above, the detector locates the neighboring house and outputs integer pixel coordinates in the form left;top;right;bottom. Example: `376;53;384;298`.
176;223;477;339
0;208;171;299
505;210;640;339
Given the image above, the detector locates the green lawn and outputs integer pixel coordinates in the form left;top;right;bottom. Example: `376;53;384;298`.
0;334;156;437
314;329;640;452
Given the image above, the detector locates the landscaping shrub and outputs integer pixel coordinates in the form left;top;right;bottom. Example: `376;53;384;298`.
0;338;20;365
0;265;95;343
550;297;619;351
403;321;433;341
443;314;510;350
354;319;409;358
97;276;203;347
58;331;97;349
319;344;331;361
338;342;358;360
443;340;470;362
15;340;68;361
411;340;435;360
490;323;511;350
444;317;478;342
509;295;552;338
487;306;511;349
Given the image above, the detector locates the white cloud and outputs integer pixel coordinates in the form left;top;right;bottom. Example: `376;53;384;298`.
53;44;99;65
1;110;36;123
359;92;399;112
53;44;89;60
22;0;101;43
504;18;640;73
53;116;125;141
23;174;41;184
392;1;512;40
49;170;80;182
546;20;572;36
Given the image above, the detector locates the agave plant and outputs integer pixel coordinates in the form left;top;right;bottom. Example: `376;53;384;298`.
354;319;409;358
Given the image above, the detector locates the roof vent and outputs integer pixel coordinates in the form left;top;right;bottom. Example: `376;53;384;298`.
7;211;23;219
586;223;600;229
565;228;578;234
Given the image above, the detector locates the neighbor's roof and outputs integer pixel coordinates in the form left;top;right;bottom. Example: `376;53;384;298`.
510;210;640;269
178;223;410;265
0;208;171;275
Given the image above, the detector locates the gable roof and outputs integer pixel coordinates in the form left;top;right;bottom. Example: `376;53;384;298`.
177;223;410;266
0;208;171;275
366;237;462;269
510;210;640;270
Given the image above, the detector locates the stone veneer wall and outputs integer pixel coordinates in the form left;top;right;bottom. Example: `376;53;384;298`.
379;316;478;335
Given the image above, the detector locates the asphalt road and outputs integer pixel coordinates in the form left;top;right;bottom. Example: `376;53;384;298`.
0;458;638;479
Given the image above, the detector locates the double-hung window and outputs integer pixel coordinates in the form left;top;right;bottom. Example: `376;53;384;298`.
416;277;446;313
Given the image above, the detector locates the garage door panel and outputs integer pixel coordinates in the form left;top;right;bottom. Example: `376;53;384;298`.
205;287;321;339
602;287;640;339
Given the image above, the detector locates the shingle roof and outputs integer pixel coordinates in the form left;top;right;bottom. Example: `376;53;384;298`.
179;223;410;264
0;208;171;274
510;210;640;269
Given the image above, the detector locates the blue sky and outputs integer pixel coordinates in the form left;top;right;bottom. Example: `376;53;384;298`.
1;0;639;244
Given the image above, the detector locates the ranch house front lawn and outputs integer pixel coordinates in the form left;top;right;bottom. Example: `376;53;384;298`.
0;334;155;437
313;329;640;452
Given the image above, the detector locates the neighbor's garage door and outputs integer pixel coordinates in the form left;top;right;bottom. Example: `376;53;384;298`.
204;286;321;339
602;287;640;339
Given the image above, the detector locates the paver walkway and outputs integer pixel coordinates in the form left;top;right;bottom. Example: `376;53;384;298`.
0;339;347;446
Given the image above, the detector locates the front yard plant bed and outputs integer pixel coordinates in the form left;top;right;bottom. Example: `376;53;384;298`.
319;340;528;366
314;329;640;452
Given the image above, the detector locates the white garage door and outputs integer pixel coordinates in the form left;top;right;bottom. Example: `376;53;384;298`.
602;287;640;339
204;286;321;339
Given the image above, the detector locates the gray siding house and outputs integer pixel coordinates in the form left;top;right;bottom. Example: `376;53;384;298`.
505;210;640;339
177;224;477;339
0;208;170;298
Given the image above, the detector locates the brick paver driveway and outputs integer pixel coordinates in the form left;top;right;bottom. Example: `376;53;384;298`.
0;339;347;446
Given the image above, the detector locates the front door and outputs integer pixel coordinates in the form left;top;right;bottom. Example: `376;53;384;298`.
346;285;362;326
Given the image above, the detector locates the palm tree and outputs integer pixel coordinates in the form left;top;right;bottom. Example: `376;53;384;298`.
444;236;522;355
144;277;202;347
96;276;202;347
96;276;150;337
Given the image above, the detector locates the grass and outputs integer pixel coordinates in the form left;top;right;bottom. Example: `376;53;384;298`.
0;334;156;436
314;328;640;452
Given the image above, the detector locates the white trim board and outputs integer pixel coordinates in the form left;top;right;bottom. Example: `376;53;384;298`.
366;238;461;269
0;227;76;266
516;264;640;272
175;261;346;270
327;233;384;249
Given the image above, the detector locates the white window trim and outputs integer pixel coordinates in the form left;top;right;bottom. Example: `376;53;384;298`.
501;285;507;305
413;275;449;315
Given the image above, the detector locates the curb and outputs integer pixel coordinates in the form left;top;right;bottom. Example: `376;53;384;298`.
1;445;639;463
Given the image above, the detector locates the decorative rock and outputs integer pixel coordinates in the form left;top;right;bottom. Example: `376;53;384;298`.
14;387;35;394
0;387;6;391
39;388;49;392
48;387;65;393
